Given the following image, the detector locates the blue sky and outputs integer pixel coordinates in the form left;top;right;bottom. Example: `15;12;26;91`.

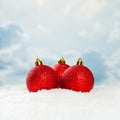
0;0;120;87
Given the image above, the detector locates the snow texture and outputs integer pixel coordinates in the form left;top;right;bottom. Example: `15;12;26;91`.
0;85;120;120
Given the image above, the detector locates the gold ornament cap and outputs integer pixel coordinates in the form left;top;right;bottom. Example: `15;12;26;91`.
58;57;66;64
76;58;84;65
35;58;43;66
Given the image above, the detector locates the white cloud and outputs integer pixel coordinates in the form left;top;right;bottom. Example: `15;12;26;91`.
104;72;120;87
64;0;77;15
104;50;120;86
0;23;24;49
81;50;107;84
0;46;28;84
35;0;46;6
93;22;103;33
78;23;103;40
62;50;82;65
37;24;48;33
78;0;106;19
64;0;106;19
115;11;120;18
78;30;88;39
108;22;120;42
105;50;120;68
0;23;30;85
27;46;59;65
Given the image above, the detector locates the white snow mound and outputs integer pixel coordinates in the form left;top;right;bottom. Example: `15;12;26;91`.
0;86;120;120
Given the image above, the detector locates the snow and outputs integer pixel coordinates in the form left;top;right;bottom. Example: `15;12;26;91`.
0;85;120;120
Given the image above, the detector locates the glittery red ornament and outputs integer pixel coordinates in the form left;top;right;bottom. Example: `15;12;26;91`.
26;58;57;92
53;57;70;88
62;58;94;92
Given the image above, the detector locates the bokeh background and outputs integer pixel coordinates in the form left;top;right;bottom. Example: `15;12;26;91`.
0;0;120;87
